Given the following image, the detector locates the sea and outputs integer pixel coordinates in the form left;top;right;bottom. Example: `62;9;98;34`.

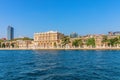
0;50;120;80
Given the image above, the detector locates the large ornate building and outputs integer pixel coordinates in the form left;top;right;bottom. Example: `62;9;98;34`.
34;31;64;48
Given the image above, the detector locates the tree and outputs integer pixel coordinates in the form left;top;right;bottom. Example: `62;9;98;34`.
0;42;1;48
72;39;79;47
54;42;57;48
11;43;14;48
102;35;108;47
77;39;83;47
0;39;4;48
13;37;33;41
6;43;10;48
23;37;33;40
117;36;120;46
61;36;70;47
86;38;95;47
2;43;5;48
72;39;83;47
108;37;120;47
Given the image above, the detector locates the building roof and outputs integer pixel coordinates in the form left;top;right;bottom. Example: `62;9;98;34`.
34;31;59;34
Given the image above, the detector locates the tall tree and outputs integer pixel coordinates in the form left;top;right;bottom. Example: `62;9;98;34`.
102;35;108;47
54;42;57;48
108;37;120;47
72;39;79;47
0;39;4;48
11;43;14;48
72;39;83;47
2;43;5;48
0;42;1;48
61;36;70;47
86;38;95;47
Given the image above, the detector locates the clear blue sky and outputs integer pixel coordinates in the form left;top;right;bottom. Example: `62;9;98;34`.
0;0;120;38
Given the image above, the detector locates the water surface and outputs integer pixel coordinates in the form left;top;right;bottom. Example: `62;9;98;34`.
0;50;120;80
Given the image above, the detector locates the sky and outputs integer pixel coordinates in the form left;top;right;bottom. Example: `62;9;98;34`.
0;0;120;38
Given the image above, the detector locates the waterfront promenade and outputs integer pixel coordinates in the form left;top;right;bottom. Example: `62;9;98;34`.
1;47;120;50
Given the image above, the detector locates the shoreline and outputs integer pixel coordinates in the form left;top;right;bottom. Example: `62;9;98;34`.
1;48;120;50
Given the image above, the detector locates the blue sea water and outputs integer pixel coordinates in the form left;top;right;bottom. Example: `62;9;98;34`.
0;50;120;80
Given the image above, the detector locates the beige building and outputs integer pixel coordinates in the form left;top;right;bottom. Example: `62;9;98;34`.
34;31;64;48
16;40;33;48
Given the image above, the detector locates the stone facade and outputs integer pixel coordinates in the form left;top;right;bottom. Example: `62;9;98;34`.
34;31;64;48
16;40;33;48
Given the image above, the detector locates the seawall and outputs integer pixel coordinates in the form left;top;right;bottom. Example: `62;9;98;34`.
1;48;120;50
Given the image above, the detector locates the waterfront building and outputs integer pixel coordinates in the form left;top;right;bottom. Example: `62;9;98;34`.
16;40;33;48
34;31;64;48
113;31;120;36
0;40;16;48
94;35;103;48
7;26;14;40
1;38;6;40
108;32;113;36
108;31;120;36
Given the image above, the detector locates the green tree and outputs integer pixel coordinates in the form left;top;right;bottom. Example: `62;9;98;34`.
102;35;108;47
0;42;1;48
117;36;120;46
13;37;33;41
77;39;83;47
72;39;83;47
72;39;79;47
54;42;57;48
0;39;4;48
61;36;70;47
11;43;14;48
108;37;120;47
23;37;33;40
2;43;5;48
86;38;95;47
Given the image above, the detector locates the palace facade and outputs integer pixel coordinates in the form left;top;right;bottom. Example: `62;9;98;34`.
34;31;64;48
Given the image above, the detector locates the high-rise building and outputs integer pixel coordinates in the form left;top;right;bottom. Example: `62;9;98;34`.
70;32;78;38
7;26;14;40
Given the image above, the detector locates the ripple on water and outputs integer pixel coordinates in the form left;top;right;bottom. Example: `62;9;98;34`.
43;74;80;80
0;50;120;80
23;69;48;77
